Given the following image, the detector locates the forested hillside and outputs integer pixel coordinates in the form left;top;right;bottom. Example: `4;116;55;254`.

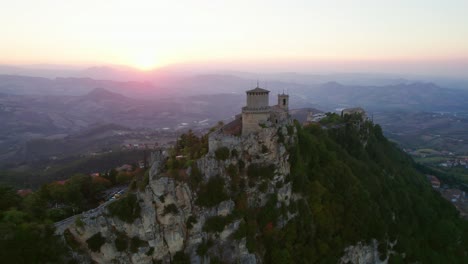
1;115;467;263
271;117;468;263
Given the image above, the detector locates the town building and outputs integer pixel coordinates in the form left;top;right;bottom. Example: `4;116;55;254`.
426;175;441;189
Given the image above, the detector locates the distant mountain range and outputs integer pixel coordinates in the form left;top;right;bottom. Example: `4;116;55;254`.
2;73;468;112
309;81;468;111
2;72;468;166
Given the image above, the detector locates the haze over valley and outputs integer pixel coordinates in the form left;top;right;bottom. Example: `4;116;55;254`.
1;1;468;263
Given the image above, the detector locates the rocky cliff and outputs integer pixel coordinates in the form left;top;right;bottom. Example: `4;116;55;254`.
62;125;296;263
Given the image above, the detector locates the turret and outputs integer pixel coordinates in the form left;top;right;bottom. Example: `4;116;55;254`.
277;93;289;110
245;87;270;110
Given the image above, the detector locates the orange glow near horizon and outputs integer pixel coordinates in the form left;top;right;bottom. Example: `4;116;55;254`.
0;0;467;75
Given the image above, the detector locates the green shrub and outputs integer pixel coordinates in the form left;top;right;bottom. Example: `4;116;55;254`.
259;181;268;193
116;172;132;184
163;204;179;216
189;164;203;189
114;231;129;252
288;200;297;214
277;128;285;143
203;215;233;233
86;232;106;252
195;176;228;207
231;149;239;158
75;217;85;228
186;215;197;229
107;193;141;223
130;236;148;253
226;164;238;178
141;170;150;190
227;163;241;192
238;160;245;171
196;239;214;256
247;164;275;180
232;221;247;240
64;229;82;251
130;180;137;191
215;147;230;161
246;235;256;253
275;181;283;189
146;247;154;256
172;251;190;264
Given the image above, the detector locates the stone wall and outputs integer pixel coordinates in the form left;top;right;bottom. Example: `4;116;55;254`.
246;92;269;109
241;111;270;135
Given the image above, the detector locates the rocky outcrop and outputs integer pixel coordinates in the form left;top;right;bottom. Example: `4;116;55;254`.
62;124;295;263
340;240;391;264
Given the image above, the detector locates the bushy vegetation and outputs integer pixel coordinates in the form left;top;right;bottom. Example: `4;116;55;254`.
203;215;235;233
196;238;214;256
163;203;179;215
86;232;106;252
219;118;467;263
195;176;228;207
0;199;69;262
107;193;141;223
64;229;82;251
231;149;238;158
0;174;123;262
146;247;154;256
114;231;129;252
215;147;230;161
32;174;112;221
130;236;148;253
165;130;208;173
186;215;197;229
226;163;241;192
172;251;190;264
247;163;275;180
253;120;468;263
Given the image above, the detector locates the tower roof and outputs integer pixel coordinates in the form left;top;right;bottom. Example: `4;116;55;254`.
246;87;270;93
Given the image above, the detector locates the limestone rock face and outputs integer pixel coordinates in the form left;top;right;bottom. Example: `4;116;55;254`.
61;125;296;263
340;240;388;264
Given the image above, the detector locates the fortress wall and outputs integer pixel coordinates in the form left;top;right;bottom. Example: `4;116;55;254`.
242;112;270;135
208;131;242;153
270;111;289;124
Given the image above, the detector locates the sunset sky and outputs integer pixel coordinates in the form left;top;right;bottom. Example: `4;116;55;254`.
1;0;467;72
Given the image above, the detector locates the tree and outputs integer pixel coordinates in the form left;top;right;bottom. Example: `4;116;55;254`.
0;185;21;210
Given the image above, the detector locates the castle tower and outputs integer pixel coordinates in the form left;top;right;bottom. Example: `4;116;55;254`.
242;86;271;135
245;87;269;109
277;93;289;110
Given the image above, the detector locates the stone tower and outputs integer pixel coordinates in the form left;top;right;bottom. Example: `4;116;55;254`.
241;86;271;135
277;93;289;110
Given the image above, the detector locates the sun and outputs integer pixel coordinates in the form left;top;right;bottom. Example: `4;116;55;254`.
132;55;159;71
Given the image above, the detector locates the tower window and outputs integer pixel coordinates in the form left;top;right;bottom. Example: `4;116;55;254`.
283;98;286;105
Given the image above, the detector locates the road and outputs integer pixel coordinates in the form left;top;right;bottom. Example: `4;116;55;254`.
54;186;127;234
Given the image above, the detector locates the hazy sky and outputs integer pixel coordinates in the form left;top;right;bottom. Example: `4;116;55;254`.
1;0;467;72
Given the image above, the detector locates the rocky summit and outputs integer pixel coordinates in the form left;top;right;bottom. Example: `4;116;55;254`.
59;124;296;263
56;113;468;264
